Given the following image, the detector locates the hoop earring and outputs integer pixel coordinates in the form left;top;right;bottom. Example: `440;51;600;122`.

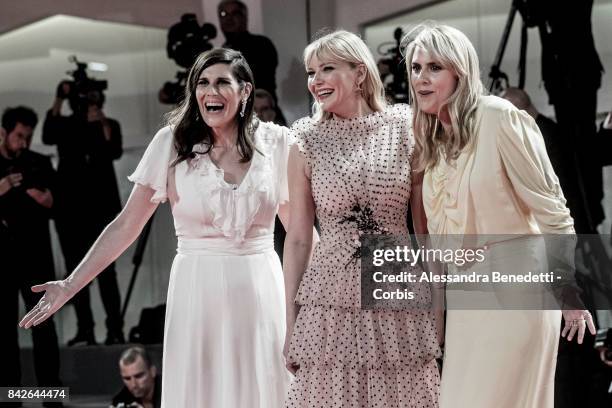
240;99;247;118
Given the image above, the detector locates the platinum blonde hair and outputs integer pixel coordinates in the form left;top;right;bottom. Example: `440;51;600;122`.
304;30;387;121
401;22;485;170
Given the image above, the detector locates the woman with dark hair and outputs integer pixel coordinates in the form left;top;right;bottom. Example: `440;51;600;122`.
20;48;292;407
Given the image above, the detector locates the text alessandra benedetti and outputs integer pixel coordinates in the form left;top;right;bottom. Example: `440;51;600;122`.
372;271;558;283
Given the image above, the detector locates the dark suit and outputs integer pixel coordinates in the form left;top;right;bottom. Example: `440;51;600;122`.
539;0;605;233
0;150;62;388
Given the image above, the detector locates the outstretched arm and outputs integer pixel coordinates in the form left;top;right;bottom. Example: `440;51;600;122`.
20;183;159;328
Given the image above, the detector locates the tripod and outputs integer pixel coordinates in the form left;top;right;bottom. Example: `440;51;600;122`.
488;0;544;93
120;211;156;319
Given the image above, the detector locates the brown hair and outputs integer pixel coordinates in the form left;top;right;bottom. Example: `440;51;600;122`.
166;48;258;164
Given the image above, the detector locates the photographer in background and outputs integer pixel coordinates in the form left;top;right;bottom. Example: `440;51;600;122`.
43;80;124;346
253;88;287;262
539;0;605;235
254;88;284;125
0;106;63;407
111;346;161;408
218;0;286;123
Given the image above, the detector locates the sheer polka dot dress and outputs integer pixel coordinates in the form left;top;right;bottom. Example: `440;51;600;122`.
286;104;441;407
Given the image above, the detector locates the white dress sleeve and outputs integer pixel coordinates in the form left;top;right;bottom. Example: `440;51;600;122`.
127;126;175;203
497;107;574;234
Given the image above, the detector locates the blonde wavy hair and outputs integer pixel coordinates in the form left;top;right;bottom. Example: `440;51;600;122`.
304;30;387;121
401;22;485;171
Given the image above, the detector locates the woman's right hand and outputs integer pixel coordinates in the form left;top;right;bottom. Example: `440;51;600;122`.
283;307;300;374
19;280;75;329
283;325;300;375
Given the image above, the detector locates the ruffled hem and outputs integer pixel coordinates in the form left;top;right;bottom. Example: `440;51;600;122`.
287;352;440;408
288;304;441;371
127;174;167;203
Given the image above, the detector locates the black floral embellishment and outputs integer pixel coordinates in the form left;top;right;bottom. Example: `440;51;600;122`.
339;201;388;263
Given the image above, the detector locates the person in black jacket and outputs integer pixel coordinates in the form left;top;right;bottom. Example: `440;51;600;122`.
538;0;605;234
43;81;124;346
218;0;286;123
111;347;161;408
0;106;63;407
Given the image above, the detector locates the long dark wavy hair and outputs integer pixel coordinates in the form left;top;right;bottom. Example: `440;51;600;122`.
167;48;258;164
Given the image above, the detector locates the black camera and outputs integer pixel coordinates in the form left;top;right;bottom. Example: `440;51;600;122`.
377;28;409;103
160;71;188;107
7;157;47;191
63;56;108;115
595;328;612;361
160;13;217;105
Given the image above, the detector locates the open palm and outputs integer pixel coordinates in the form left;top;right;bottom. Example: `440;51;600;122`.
19;280;73;329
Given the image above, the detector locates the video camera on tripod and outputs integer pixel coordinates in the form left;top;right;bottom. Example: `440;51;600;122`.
60;55;108;115
488;0;547;93
376;27;409;103
159;13;217;105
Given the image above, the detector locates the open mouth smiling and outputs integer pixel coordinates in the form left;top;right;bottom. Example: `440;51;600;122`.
205;102;225;112
316;89;334;99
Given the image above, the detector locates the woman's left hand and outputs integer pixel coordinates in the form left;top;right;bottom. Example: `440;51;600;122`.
561;309;596;344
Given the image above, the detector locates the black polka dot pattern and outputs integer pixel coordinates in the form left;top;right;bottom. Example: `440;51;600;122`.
286;105;441;407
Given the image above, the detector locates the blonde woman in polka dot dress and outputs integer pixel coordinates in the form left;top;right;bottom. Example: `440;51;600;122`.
283;30;441;407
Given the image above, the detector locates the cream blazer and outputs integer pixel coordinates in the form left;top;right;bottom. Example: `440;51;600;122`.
422;95;574;237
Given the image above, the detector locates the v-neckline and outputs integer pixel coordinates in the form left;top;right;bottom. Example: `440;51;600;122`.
205;152;256;190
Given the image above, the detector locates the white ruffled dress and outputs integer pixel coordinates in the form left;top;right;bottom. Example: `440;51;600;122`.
128;122;292;407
